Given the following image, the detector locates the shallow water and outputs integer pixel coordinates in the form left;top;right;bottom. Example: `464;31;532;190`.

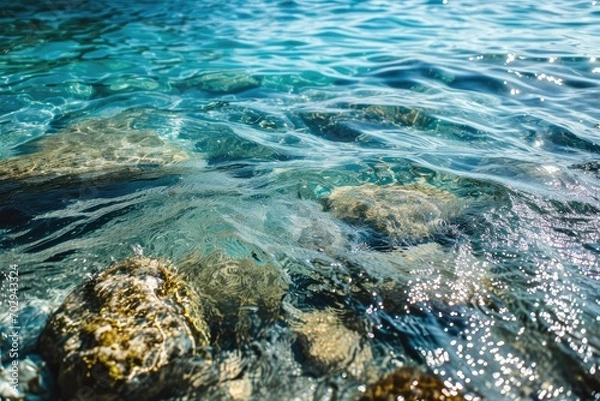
0;0;599;400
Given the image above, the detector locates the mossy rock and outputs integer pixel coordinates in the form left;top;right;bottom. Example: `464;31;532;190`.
0;111;188;186
37;257;211;401
360;366;467;401
326;183;461;245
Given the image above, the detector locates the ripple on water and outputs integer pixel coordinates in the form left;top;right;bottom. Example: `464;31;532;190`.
1;0;600;400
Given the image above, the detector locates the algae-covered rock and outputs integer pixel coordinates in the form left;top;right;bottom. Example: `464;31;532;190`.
0;111;188;186
37;256;211;401
326;183;461;245
179;251;288;344
289;307;373;378
360;366;467;401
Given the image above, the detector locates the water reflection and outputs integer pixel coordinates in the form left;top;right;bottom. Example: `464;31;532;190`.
0;0;599;399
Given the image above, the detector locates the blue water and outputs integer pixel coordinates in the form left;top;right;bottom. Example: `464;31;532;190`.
1;0;599;400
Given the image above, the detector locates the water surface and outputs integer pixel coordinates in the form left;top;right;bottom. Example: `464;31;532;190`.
0;1;599;400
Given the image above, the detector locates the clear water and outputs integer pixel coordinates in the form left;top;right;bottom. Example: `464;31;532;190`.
1;0;599;400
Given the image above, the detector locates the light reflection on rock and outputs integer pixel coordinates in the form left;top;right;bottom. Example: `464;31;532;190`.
288;306;375;379
326;182;461;246
0;110;189;187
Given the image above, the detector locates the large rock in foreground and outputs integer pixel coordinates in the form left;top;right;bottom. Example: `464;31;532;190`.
37;257;211;401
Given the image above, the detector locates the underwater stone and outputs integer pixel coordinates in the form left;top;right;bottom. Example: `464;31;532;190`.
181;71;260;94
179;251;288;345
358;104;435;129
37;256;211;401
289;307;373;378
326;183;460;245
359;366;467;401
297;103;436;143
298;111;364;142
225;377;253;401
0;111;189;186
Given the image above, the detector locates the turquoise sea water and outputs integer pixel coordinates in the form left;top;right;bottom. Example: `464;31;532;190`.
0;0;599;400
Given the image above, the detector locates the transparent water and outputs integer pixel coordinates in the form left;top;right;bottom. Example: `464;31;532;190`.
0;0;599;400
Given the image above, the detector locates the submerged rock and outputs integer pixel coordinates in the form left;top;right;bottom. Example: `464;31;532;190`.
297;103;436;144
359;105;435;129
298;111;364;142
326;183;461;245
37;256;211;401
359;366;468;401
0;111;189;187
179;250;288;345
288;307;373;379
178;71;260;94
